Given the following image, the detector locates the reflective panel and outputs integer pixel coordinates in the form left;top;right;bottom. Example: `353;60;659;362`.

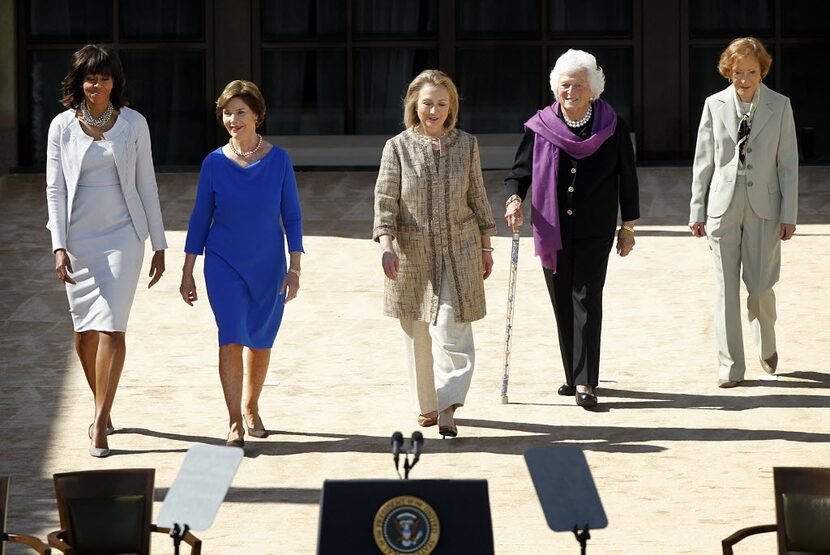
456;47;540;133
27;51;75;166
120;50;207;165
782;0;830;35
27;0;111;40
261;0;344;39
354;48;438;134
689;0;773;37
353;0;437;36
120;0;204;40
782;46;829;161
549;0;632;36
261;49;345;134
456;0;540;38
549;47;633;126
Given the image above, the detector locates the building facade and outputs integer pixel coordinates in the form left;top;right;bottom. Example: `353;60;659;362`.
7;0;830;171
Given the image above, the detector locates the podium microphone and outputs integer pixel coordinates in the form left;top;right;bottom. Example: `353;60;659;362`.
391;431;404;471
410;431;424;466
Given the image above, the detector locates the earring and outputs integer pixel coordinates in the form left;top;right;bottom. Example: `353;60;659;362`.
589;96;595;103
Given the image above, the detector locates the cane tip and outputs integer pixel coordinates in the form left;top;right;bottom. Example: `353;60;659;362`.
501;395;509;404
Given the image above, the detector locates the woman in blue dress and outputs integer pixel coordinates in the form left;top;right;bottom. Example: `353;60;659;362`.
180;80;304;448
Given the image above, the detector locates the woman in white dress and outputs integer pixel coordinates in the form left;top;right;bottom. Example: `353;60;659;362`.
46;45;167;457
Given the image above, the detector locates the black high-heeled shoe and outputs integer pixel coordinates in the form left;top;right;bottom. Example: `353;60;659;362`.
438;408;458;438
245;414;269;438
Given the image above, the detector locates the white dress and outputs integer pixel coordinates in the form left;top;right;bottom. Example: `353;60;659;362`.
65;139;145;332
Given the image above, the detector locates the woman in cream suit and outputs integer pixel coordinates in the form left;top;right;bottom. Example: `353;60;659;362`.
689;37;798;388
46;45;167;456
373;69;496;438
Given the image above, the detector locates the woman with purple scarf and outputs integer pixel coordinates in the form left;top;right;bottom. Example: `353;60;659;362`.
504;49;640;408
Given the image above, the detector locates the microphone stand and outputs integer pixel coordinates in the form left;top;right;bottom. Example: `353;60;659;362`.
572;524;590;554
170;523;190;555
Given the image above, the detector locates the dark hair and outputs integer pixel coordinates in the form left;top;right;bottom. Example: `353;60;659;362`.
60;44;128;109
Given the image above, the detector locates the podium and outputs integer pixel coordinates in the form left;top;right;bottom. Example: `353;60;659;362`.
317;479;494;555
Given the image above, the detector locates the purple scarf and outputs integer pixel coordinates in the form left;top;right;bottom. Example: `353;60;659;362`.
524;99;617;271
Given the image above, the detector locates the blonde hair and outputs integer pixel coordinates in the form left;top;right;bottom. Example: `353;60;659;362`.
215;80;267;126
718;37;772;79
403;69;459;131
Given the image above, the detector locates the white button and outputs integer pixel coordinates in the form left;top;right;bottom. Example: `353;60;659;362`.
570;168;576;174
568;186;574;192
566;209;573;215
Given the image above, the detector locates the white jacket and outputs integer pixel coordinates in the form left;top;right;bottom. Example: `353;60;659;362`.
690;83;798;225
45;107;168;252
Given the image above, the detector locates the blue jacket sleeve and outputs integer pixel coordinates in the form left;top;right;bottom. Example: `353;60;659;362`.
184;156;215;255
280;153;304;253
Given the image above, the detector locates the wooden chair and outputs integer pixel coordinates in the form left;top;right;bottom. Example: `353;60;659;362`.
722;467;830;554
47;469;201;554
0;476;52;554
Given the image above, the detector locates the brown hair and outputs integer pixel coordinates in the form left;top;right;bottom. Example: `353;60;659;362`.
403;70;460;131
215;80;267;127
718;37;772;79
60;45;128;109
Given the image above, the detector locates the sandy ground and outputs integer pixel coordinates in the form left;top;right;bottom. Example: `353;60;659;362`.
1;167;829;554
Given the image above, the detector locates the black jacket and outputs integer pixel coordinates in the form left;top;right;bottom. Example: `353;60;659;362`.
504;116;640;240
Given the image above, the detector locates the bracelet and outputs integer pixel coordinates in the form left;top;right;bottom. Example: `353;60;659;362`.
505;194;522;208
288;267;301;277
481;247;494;252
620;224;635;234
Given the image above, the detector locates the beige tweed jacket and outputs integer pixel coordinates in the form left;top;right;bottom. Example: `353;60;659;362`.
373;128;497;324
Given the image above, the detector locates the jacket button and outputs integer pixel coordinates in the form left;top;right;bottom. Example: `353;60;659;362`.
568;186;574;192
747;147;752;153
747;181;754;187
566;209;573;215
747;164;753;170
570;167;577;174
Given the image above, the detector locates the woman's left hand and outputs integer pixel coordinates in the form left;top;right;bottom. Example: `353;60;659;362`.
482;251;494;279
280;272;300;304
148;250;165;288
780;223;796;241
616;230;635;257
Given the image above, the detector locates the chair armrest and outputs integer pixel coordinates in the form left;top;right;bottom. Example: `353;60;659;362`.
46;529;73;554
721;524;776;554
5;532;53;554
151;525;202;554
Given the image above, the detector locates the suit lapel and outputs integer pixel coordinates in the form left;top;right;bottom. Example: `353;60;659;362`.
717;87;739;144
749;84;775;139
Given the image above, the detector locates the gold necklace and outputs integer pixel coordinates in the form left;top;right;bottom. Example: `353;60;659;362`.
229;134;263;157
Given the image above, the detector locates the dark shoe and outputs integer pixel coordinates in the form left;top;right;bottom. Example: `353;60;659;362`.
760;352;778;375
245;414;269;438
717;379;739;388
417;411;438;427
438;408;458;438
558;384;576;396
575;392;598;408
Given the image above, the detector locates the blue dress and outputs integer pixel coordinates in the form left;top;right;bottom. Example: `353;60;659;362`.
184;147;304;348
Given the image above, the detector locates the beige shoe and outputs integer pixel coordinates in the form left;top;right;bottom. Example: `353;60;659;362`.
417;411;438;427
760;352;778;375
717;379;739;388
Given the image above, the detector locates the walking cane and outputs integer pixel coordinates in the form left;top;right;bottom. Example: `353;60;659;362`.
500;231;520;404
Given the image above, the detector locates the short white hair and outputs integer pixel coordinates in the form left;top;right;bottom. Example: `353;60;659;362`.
549;49;606;101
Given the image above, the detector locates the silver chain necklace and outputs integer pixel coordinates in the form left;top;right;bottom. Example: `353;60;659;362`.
562;104;593;128
80;101;114;128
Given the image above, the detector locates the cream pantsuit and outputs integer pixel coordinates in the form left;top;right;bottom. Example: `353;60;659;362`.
690;83;798;380
400;267;475;414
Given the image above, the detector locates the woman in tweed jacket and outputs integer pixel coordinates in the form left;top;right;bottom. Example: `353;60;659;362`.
373;70;497;438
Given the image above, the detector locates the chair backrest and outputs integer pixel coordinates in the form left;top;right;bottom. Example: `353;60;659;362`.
53;469;155;555
774;467;830;554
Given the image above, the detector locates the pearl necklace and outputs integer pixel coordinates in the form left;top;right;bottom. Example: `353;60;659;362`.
80;101;114;128
229;134;263;157
562;104;593;128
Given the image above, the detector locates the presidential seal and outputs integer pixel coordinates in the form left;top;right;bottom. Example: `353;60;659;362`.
373;495;440;554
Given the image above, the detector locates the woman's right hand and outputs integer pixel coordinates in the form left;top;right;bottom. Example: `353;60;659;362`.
180;272;198;306
54;249;76;284
382;249;399;280
689;221;706;237
505;197;523;231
